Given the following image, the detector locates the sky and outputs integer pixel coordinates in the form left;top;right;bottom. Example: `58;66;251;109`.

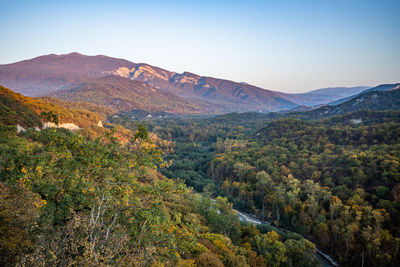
0;0;399;93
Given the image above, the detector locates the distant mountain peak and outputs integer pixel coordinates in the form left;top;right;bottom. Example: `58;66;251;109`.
64;52;84;56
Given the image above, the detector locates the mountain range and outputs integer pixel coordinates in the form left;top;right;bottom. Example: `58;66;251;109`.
329;83;400;105
289;88;400;120
1;52;386;113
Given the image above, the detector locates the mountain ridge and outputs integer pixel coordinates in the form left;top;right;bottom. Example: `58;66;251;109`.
0;52;137;96
286;87;400;121
0;52;392;113
329;83;400;105
49;75;226;114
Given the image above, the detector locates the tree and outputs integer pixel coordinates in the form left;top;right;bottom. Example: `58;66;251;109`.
250;231;287;267
0;183;40;266
284;238;320;267
40;110;59;125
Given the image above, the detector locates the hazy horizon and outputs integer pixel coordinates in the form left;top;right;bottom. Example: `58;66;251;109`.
1;0;399;93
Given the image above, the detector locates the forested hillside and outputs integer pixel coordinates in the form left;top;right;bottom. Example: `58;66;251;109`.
301;89;400;119
329;83;400;105
116;106;400;266
2;85;400;266
210;115;400;266
0;86;110;128
0;88;322;267
272;88;400;121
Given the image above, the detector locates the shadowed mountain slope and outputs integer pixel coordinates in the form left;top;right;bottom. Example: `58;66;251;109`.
49;76;225;114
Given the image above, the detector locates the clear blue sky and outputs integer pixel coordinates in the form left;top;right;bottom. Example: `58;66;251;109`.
1;0;399;92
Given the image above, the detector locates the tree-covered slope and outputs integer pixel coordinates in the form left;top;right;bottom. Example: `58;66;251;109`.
0;85;110;128
270;88;400;122
0;119;322;266
210;115;400;266
305;88;400;118
329;83;400;105
0;86;43;128
114;107;400;266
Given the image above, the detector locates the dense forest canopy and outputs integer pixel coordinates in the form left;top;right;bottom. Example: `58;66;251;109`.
113;107;400;266
1;85;400;266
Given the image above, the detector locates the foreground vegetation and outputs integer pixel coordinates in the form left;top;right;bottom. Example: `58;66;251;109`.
0;123;321;266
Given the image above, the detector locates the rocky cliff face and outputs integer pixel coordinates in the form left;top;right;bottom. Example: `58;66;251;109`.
123;65;298;111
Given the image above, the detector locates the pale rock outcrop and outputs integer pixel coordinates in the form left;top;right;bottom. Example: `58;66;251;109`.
350;118;362;124
17;124;26;133
59;123;80;130
129;65;169;81
102;67;131;78
42;122;57;129
97;120;103;127
42;122;80;131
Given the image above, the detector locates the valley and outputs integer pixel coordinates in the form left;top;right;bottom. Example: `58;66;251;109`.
2;0;399;265
109;86;400;266
0;54;399;267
